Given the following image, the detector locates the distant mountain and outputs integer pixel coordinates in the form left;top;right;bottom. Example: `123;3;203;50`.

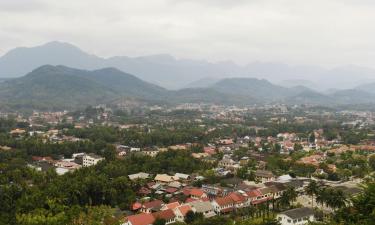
0;65;258;110
355;82;375;94
0;65;168;110
171;88;256;105
330;89;375;104
1;64;375;110
2;41;375;90
209;78;315;101
184;77;220;89
286;90;334;105
278;79;319;90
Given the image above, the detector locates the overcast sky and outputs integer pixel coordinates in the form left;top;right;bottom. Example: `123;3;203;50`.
0;0;374;67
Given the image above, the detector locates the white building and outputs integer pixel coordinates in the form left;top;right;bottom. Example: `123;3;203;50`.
82;153;104;167
277;207;315;225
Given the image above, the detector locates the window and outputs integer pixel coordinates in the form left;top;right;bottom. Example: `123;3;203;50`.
287;219;291;223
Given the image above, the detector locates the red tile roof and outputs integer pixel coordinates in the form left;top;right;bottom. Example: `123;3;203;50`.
152;209;176;220
190;188;205;197
132;202;142;211
177;205;192;216
143;200;163;210
185;198;197;203
214;195;234;206
164;201;180;210
126;213;155;225
228;192;247;203
165;187;178;194
247;189;262;198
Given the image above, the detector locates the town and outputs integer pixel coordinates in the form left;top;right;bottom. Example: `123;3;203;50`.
1;103;374;225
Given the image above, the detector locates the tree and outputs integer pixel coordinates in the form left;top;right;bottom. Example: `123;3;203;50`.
369;155;375;171
305;180;319;207
280;187;297;209
316;187;329;208
326;189;347;211
153;218;166;225
309;132;315;144
185;211;203;224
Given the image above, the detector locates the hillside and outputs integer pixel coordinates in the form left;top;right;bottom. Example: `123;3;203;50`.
210;78;310;101
0;65;167;110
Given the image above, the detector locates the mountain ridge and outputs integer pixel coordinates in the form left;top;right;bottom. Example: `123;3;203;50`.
2;41;375;90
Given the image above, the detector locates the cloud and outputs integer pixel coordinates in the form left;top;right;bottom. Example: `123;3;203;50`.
0;0;46;12
0;0;375;68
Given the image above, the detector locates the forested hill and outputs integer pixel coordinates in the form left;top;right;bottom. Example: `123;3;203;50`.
0;65;168;110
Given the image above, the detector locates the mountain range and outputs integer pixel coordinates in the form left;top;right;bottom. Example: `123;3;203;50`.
1;64;375;110
2;41;375;90
1;42;375;109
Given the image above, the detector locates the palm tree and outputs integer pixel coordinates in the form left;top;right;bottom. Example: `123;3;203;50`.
326;189;347;211
305;180;319;207
280;187;298;209
316;187;328;208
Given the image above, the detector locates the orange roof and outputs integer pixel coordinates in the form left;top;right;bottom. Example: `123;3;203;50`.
190;188;205;197
164;202;180;210
176;205;192;216
143;200;163;210
228;192;247;203
214;195;234;206
185;198;197;203
152;209;176;220
247;189;262;198
132;202;142;210
126;213;155;225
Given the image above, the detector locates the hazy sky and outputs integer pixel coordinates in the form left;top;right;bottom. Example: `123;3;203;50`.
1;0;375;67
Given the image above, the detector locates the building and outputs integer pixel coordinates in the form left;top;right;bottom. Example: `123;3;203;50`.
154;174;178;183
152;209;177;224
189;201;216;218
254;170;275;183
82;153;104;167
173;204;193;222
128;172;150;181
277;207;315;225
211;195;234;214
123;213;154;225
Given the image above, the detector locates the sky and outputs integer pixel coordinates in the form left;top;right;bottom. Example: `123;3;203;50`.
0;0;375;67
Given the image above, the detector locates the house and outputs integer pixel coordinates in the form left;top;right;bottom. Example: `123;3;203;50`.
154;174;178;183
218;139;234;145
202;184;222;196
161;202;180;211
140;200;164;213
122;213;155;225
227;192;250;208
184;188;208;199
218;157;236;169
141;149;159;157
54;161;81;175
189;201;216;218
10;128;26;136
174;204;193;222
254;170;275;183
174;173;190;180
211;195;234;214
152;209;177;224
82;153;104;167
128;172;150;181
277;207;315;225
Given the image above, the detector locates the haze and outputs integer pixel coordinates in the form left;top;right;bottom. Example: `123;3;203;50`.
1;0;375;68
